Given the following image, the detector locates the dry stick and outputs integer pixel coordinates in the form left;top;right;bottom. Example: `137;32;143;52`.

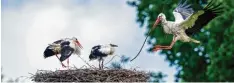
104;55;121;65
55;54;66;67
76;55;95;69
130;27;155;61
130;2;166;62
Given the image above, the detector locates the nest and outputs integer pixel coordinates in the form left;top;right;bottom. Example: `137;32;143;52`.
31;69;149;82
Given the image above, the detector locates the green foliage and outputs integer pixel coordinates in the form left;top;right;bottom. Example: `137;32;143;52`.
110;62;122;69
127;0;234;82
120;55;130;63
206;9;234;81
148;72;167;82
109;55;131;69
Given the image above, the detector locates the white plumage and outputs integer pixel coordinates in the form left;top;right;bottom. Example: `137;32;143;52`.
151;0;223;52
89;44;118;69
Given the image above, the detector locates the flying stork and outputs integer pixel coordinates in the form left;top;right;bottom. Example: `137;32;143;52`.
152;0;223;51
89;44;118;69
43;37;83;68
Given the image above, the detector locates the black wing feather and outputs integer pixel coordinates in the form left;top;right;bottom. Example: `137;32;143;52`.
60;41;70;47
185;0;223;35
44;38;71;59
60;45;74;62
90;45;108;57
43;46;56;58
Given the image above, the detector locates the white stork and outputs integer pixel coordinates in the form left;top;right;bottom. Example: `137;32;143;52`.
89;44;118;69
152;0;223;51
43;37;83;68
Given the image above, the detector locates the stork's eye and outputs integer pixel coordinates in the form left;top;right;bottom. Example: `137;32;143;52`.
159;16;162;19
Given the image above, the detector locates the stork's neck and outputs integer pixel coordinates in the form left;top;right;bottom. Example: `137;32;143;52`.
71;41;79;50
109;47;115;55
161;19;175;34
161;18;167;25
74;44;81;55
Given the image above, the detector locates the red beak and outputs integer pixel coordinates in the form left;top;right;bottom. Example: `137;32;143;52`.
75;41;83;49
153;17;161;28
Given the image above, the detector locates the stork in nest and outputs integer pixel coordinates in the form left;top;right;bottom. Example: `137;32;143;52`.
89;44;118;69
43;37;83;68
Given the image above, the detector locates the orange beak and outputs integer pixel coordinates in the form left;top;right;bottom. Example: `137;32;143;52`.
153;16;161;28
75;40;83;49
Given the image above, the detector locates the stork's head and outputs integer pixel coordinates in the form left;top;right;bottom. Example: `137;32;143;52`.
109;44;118;47
153;13;166;27
72;37;83;49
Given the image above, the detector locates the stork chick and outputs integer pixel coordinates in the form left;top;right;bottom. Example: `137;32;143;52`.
89;44;118;69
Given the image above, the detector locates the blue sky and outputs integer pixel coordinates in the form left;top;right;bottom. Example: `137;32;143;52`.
1;0;176;82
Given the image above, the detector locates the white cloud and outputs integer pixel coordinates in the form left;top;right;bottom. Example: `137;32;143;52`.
2;0;176;82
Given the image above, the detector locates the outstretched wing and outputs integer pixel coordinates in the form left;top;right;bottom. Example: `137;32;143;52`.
179;10;205;29
60;45;74;62
173;0;194;22
179;0;224;35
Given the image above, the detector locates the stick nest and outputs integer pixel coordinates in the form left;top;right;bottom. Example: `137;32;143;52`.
31;69;149;82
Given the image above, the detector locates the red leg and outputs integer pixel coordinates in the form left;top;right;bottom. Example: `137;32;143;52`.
67;58;69;68
55;54;60;59
155;45;171;48
99;61;101;69
55;54;66;68
101;59;104;69
153;36;177;51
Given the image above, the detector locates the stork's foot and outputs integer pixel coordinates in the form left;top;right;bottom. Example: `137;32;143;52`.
98;66;104;70
99;67;102;70
99;65;103;70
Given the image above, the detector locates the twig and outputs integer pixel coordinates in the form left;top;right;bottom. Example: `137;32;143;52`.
72;75;80;81
130;2;167;61
76;55;95;69
130;16;159;61
130;29;152;61
104;55;121;65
